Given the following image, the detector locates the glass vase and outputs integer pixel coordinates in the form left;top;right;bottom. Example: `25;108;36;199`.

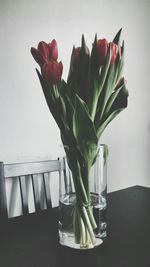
59;144;108;249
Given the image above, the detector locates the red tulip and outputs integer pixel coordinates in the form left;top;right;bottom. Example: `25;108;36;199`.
97;39;119;67
48;39;58;61
31;46;45;66
31;39;58;66
109;42;118;64
42;60;63;85
97;39;108;66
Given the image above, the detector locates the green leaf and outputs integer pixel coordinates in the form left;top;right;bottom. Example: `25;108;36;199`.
36;69;61;127
103;78;125;117
88;47;111;120
116;42;124;81
113;28;122;45
67;36;90;104
73;95;98;167
36;69;69;139
96;52;122;121
97;83;129;138
98;46;111;91
67;46;75;84
78;36;90;104
81;34;89;55
90;34;98;75
97;109;123;138
58;96;67;122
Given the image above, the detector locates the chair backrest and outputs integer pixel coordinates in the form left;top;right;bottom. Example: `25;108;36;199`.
0;158;65;220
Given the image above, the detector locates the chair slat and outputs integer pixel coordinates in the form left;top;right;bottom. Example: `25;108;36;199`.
0;162;8;221
31;174;41;212
19;176;29;215
43;173;52;209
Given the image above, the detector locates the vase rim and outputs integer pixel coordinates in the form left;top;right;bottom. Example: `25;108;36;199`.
59;143;108;150
98;143;107;147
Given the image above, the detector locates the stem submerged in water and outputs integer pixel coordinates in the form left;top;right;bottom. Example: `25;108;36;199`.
72;166;97;248
73;204;96;248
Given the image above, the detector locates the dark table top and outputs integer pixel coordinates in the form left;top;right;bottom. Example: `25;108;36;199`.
0;186;150;267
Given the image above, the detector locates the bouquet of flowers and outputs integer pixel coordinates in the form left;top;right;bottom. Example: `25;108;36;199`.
31;29;128;248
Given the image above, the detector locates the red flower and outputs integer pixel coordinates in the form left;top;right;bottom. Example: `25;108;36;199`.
31;39;58;66
97;39;108;66
42;60;63;85
97;39;119;67
109;42;118;64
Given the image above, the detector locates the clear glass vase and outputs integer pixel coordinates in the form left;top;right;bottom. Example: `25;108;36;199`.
59;144;108;249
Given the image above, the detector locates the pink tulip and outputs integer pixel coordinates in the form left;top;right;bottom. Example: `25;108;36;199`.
31;39;58;66
42;60;63;85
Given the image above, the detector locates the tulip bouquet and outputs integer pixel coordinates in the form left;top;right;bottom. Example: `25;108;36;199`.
31;29;128;248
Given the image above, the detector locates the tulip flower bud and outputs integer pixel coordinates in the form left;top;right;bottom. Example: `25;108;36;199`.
42;60;63;85
109;42;118;64
31;47;45;66
97;39;108;67
37;41;51;62
31;39;58;66
48;39;58;61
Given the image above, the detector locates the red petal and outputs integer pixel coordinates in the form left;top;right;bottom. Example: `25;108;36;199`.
49;39;58;61
97;39;108;66
42;61;63;85
110;42;118;64
30;47;45;66
38;41;50;61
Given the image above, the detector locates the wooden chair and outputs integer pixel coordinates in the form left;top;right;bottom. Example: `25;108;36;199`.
0;159;65;221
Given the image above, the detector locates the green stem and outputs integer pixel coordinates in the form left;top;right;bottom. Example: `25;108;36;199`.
73;207;80;244
81;166;90;201
86;206;97;229
78;211;86;247
72;162;89;206
71;162;97;248
79;165;97;229
82;206;96;245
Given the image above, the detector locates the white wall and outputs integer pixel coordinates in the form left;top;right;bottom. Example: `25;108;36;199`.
0;0;150;214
